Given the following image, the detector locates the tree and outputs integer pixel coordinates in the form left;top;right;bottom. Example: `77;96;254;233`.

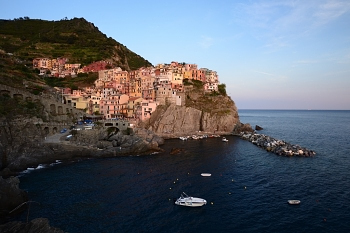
218;83;227;96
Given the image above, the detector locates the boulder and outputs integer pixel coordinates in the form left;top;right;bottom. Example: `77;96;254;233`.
170;148;185;155
0;218;65;233
255;125;263;130
239;132;316;157
0;176;28;219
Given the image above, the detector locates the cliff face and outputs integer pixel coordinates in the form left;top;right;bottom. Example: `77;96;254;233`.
143;93;242;138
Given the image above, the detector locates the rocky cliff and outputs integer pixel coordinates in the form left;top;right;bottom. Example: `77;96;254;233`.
0;176;28;220
143;89;250;138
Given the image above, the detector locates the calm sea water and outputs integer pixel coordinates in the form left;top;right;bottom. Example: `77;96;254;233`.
14;110;350;233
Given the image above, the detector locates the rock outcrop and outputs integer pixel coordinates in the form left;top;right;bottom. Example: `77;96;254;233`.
0;176;28;219
142;94;245;138
255;125;263;131
0;126;164;174
0;218;65;233
70;127;164;154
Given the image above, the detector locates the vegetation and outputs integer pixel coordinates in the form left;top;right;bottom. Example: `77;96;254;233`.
44;72;98;88
0;94;44;119
0;52;43;88
0;17;152;70
218;83;227;96
184;80;232;115
183;78;191;86
183;78;204;90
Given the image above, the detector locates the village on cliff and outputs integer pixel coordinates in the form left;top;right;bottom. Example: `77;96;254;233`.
33;58;221;124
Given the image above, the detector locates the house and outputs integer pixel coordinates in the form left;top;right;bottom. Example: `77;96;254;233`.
100;94;129;119
204;82;219;92
140;99;159;121
141;75;155;100
127;96;143;118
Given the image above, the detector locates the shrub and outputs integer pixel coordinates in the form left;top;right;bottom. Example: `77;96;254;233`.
218;83;227;96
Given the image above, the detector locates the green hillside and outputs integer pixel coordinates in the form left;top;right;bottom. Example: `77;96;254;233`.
0;17;152;70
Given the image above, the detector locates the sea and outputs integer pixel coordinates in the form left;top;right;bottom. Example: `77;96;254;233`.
13;110;350;233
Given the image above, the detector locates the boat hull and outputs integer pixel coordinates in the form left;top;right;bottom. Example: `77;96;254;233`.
175;197;207;207
201;173;212;177
288;200;301;205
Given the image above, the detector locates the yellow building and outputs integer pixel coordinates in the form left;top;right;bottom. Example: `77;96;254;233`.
127;97;143;118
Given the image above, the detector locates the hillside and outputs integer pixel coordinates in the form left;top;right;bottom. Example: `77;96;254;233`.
0;51;45;89
0;17;152;70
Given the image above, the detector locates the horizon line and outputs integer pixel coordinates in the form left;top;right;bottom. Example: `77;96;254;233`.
238;109;350;111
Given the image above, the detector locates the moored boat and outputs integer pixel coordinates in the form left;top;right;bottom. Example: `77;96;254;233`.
179;136;188;140
175;192;207;207
201;173;212;177
288;200;301;205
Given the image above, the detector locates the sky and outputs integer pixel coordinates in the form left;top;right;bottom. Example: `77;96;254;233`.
1;0;350;110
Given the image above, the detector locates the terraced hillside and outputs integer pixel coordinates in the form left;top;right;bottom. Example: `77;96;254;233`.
0;17;152;70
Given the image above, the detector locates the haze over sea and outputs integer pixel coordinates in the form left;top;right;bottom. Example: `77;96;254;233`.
15;110;350;233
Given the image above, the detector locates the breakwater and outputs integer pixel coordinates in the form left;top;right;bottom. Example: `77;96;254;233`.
239;132;316;157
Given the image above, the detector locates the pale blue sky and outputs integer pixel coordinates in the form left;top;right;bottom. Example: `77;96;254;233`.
1;0;350;109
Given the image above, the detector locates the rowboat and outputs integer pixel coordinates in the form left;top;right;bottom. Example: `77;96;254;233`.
201;173;211;177
288;200;301;205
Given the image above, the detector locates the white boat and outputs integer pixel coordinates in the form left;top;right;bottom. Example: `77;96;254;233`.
179;136;188;141
222;137;228;142
175;192;207;207
288;200;301;205
201;173;212;177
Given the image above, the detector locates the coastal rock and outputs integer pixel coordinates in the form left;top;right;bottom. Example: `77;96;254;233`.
143;103;242;137
255;125;263;130
0;176;28;218
69;127;163;153
170;148;185;155
133;128;165;146
0;218;65;233
0;126;164;177
145;105;202;136
233;123;254;134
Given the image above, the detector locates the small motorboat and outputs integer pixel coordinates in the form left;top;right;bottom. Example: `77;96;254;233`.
288;200;301;205
201;173;212;177
222;137;228;142
175;192;207;207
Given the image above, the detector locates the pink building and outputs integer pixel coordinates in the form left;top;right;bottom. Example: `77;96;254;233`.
140;100;159;121
100;94;129;119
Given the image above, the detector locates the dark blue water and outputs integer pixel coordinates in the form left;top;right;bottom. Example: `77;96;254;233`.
15;110;350;233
